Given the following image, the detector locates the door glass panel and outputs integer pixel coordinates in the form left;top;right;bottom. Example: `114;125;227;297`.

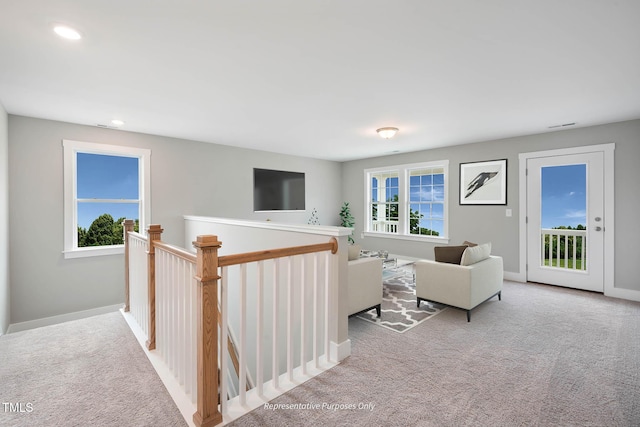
540;164;587;270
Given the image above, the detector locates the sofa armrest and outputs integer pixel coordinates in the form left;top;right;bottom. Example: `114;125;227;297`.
347;257;383;315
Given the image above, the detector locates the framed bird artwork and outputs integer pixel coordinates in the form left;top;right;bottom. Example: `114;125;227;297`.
459;159;507;205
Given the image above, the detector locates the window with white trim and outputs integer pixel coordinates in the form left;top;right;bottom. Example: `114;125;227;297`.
365;160;449;243
63;140;151;258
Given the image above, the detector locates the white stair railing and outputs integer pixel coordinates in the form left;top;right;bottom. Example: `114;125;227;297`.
219;248;336;421
155;243;199;404
123;221;339;427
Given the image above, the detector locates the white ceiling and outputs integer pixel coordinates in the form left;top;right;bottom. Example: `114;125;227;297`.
1;1;639;162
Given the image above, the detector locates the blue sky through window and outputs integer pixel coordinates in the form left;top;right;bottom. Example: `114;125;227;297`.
410;172;444;235
541;164;586;229
77;153;139;229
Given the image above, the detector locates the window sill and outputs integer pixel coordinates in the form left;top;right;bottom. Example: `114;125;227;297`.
63;245;125;259
363;231;450;245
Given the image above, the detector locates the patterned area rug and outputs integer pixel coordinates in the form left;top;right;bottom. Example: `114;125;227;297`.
356;267;447;333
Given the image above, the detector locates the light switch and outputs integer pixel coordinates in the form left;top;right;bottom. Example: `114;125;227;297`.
506;209;512;217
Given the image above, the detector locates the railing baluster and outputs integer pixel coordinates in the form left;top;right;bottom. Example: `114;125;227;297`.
239;264;247;405
300;255;306;376
172;258;177;377
272;259;280;389
189;263;197;402
169;257;175;374
166;253;171;367
157;252;163;362
287;257;293;382
256;261;264;397
313;254;319;369
142;240;148;336
179;258;186;384
220;268;229;415
163;253;168;366
183;257;190;396
584;235;587;270
324;251;330;363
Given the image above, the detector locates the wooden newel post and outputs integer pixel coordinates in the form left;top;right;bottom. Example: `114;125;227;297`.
122;219;135;312
193;235;223;427
146;224;163;351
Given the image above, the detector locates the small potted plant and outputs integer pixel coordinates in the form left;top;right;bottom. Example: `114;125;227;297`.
339;202;355;245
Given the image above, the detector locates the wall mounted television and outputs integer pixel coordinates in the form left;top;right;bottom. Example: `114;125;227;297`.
253;168;306;211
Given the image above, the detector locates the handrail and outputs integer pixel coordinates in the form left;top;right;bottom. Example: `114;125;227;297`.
218;237;338;267
155;241;197;263
153;239;339;268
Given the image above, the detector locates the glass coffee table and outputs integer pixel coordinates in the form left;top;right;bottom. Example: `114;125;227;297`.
378;254;418;281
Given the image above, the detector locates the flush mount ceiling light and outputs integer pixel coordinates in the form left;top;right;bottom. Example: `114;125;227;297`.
376;127;399;139
53;25;82;40
111;119;125;127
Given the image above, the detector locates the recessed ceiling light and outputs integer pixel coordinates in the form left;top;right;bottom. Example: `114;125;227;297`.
53;25;82;40
111;119;125;127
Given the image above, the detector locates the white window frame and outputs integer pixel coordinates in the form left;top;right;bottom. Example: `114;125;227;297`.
63;140;151;259
364;160;449;244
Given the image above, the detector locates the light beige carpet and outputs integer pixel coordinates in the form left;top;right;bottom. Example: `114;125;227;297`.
0;311;187;427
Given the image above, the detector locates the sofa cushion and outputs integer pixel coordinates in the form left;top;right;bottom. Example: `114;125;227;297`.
460;242;492;266
462;240;478;247
434;245;468;264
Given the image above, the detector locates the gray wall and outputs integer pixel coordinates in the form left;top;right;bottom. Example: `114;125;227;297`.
8;115;640;326
8;115;343;325
0;103;8;334
342;119;640;292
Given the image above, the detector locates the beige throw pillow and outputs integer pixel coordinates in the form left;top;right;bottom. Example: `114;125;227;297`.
460;242;492;266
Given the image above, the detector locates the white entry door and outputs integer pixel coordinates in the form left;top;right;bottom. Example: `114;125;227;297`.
526;152;604;292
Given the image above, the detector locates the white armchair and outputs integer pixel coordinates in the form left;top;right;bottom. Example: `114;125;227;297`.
415;255;503;322
347;257;383;317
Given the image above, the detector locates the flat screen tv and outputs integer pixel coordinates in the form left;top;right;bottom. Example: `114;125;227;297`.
253;168;306;211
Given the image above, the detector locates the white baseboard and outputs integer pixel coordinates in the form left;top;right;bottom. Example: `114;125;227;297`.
502;270;640;303
605;286;640;302
330;338;351;362
503;271;525;282
6;303;123;334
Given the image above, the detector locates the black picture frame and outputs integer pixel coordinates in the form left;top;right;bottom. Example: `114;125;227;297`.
459;159;507;205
